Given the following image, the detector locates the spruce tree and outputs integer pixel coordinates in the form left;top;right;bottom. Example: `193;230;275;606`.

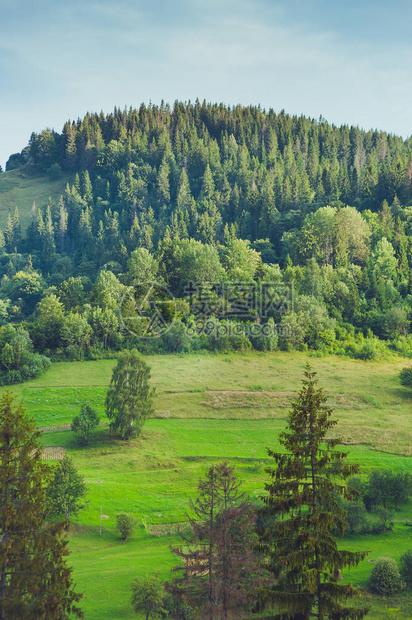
0;392;83;619
256;365;369;620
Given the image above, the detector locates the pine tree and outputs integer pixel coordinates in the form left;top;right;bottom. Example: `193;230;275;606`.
256;365;369;620
0;391;83;619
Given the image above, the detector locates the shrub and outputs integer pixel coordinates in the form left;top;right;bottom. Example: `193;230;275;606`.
116;512;137;541
131;574;165;619
399;549;412;587
71;403;100;445
342;499;370;534
370;557;403;595
399;366;412;387
161;320;192;353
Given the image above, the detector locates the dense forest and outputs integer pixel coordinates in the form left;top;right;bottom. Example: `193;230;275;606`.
1;101;412;381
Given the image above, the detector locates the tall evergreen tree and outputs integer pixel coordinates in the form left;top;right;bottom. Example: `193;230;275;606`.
256;365;369;620
0;392;83;619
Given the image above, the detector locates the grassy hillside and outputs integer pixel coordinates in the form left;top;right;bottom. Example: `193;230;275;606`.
4;352;412;619
0;167;71;230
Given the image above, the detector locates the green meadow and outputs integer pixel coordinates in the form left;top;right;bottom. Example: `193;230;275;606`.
3;351;412;619
0;167;73;230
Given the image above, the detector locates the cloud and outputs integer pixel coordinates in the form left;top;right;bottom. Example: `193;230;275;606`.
0;0;411;167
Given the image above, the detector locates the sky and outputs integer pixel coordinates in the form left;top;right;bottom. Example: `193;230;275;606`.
0;0;411;169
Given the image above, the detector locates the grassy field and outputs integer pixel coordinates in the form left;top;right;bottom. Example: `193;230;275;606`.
0;167;72;230
3;351;412;619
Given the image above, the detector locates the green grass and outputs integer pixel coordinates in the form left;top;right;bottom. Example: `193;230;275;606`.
0;167;72;230
4;351;412;618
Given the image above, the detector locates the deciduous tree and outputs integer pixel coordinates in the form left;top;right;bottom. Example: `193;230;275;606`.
48;455;87;521
105;349;155;439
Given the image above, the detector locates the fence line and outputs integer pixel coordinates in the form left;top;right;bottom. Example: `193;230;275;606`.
39;423;72;433
39;421;107;434
41;447;66;460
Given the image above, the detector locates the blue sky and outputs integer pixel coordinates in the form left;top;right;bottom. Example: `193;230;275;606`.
1;0;411;168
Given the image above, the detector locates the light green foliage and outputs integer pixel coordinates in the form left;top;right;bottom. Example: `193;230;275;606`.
61;312;92;356
221;238;261;281
49;455;87;521
371;237;397;282
5;269;44;314
370;557;403;595
91;269;125;311
105;349;155;439
35;293;65;350
116;512;137;541
126;247;159;284
71;402;100;444
89;306;120;349
399;550;412;587
174;238;225;285
58;276;85;310
335;206;371;265
2;354;412;619
280;295;336;350
131;574;165;619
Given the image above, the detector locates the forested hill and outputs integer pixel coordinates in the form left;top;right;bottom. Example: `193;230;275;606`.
5;101;412;261
1;101;412;378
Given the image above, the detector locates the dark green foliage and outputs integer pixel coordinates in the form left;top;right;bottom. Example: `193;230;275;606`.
5;152;25;170
105;349;155;439
399;366;412;387
71;402;100;444
399;549;412;587
369;557;403;595
116;512;137;541
363;470;412;509
0;392;83;619
257;365;369;619
341;499;370;534
131;574;165;619
48;455;87;521
0;324;50;385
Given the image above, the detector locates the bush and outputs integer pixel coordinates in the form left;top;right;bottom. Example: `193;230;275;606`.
71;403;100;445
131;574;165;618
399;366;412;387
161;320;193;353
399;549;412;587
370;557;403;595
342;499;370;534
116;512;136;541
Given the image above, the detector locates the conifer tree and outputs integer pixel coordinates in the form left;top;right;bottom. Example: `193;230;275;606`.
256;365;369;620
0;392;83;619
168;462;263;620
